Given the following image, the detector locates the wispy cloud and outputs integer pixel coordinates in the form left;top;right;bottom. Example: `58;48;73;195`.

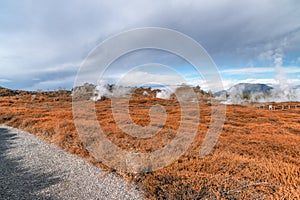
0;79;11;83
220;66;300;75
24;75;76;91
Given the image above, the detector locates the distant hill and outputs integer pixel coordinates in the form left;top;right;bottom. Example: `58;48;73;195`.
0;86;71;98
214;83;273;97
0;86;20;96
292;85;300;90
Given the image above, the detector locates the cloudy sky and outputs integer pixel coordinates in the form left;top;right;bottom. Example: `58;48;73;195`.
0;0;300;91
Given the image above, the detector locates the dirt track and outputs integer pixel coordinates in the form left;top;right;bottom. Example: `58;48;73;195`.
0;125;143;200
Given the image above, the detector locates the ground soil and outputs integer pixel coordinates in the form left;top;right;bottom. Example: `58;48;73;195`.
0;88;300;199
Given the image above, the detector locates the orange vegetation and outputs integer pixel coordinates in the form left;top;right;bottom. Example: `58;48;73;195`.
0;88;300;199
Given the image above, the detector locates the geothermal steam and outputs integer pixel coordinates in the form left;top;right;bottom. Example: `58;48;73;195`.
156;86;178;99
224;49;300;104
92;80;132;101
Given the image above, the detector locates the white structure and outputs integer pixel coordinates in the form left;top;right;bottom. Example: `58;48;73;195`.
268;105;273;110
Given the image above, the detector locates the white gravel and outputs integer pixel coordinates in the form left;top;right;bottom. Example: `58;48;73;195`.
0;125;144;200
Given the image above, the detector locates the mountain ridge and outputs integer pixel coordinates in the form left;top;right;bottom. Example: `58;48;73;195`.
214;83;273;97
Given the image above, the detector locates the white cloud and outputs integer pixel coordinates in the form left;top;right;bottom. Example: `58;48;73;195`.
116;71;185;86
28;63;79;74
24;75;76;91
0;79;11;83
221;67;273;75
220;66;300;75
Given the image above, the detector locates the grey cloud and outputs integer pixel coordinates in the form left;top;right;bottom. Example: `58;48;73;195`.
152;0;300;64
0;0;299;90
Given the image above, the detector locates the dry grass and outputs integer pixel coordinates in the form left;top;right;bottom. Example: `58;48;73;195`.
0;89;300;199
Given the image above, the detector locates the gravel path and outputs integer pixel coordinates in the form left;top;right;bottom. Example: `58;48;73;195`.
0;125;144;200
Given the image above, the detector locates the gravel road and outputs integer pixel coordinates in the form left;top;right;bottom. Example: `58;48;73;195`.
0;125;143;200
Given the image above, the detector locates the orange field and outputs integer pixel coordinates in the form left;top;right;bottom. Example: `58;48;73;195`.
0;87;300;199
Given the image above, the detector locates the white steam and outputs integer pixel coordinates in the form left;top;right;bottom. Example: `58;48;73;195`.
223;49;300;104
156;86;178;99
92;80;132;101
267;49;300;102
92;80;112;100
